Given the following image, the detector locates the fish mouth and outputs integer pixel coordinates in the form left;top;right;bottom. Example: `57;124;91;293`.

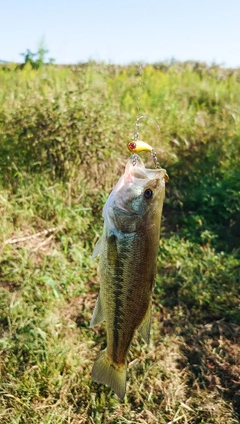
124;155;146;182
125;154;168;183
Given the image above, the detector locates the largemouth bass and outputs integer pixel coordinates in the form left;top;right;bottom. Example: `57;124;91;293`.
91;154;167;400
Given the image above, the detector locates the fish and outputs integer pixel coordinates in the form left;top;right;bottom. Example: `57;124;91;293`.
90;154;167;400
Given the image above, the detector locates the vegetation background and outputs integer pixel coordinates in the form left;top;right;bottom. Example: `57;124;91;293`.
0;53;239;423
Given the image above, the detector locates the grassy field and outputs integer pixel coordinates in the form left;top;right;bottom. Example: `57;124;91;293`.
0;61;240;423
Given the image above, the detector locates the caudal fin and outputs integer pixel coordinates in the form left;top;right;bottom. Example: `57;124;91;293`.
92;349;126;400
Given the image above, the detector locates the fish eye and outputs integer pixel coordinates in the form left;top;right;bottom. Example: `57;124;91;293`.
144;188;153;199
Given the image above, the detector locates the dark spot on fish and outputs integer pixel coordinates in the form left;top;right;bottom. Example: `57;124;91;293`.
114;289;123;299
108;233;117;243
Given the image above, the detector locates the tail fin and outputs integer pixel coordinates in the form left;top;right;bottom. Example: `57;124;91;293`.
92;349;126;400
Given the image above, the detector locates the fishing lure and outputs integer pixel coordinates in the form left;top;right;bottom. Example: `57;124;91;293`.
128;140;169;182
127;140;153;153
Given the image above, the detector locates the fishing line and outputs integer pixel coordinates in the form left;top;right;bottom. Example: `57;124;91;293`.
135;61;144;126
127;3;164;172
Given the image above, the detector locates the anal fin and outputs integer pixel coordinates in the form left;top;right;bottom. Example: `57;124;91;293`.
90;293;105;327
92;235;103;259
138;303;152;344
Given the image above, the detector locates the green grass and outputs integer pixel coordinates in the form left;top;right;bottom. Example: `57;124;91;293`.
0;61;240;423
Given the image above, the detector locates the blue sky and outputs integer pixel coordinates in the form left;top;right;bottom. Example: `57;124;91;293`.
1;0;240;67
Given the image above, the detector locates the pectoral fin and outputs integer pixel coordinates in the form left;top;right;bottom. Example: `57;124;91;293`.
138;303;152;344
90;294;105;327
92;235;103;259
